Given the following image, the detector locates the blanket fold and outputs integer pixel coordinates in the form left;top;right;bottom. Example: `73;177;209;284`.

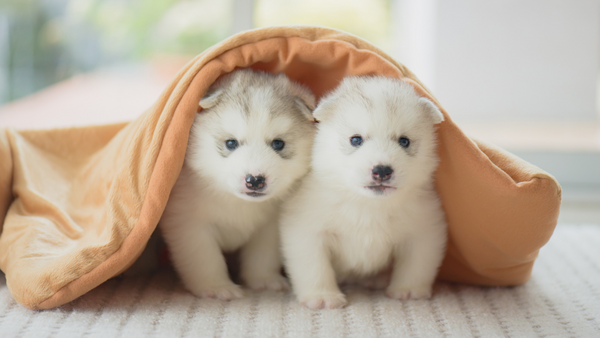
0;26;561;309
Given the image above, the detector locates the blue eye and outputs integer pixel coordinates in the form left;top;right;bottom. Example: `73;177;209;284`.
272;139;285;151
399;137;410;148
225;139;238;150
350;135;363;147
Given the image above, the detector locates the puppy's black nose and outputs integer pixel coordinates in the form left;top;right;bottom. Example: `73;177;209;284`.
372;165;393;182
245;174;266;190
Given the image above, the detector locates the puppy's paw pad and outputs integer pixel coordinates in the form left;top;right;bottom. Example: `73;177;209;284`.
247;275;290;291
386;286;431;300
197;284;245;301
300;293;347;310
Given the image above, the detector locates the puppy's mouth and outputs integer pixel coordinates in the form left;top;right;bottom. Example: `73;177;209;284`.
245;192;267;197
365;185;396;194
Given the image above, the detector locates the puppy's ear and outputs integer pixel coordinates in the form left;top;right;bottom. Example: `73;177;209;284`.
312;96;337;122
419;97;445;124
199;87;224;110
289;83;316;121
294;98;315;121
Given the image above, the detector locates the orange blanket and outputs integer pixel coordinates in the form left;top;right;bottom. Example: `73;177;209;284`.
0;26;561;309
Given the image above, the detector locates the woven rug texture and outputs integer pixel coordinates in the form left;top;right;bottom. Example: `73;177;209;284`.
0;224;598;338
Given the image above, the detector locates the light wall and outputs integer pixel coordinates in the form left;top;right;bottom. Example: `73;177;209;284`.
393;0;600;123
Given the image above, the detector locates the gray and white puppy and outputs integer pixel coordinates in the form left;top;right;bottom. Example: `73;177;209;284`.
160;69;316;300
281;76;447;309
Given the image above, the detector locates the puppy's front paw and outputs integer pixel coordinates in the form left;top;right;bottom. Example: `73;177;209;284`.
300;292;347;310
194;284;245;301
246;274;290;291
386;285;431;300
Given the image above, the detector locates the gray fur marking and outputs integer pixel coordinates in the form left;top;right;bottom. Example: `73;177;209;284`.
199;69;315;160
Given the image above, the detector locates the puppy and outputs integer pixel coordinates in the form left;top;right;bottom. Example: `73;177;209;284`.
160;69;316;300
280;76;447;309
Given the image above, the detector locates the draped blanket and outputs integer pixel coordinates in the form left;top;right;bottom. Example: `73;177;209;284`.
0;26;561;309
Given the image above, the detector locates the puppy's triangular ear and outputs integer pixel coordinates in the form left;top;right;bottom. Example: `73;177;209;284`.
312;96;337;122
199;87;224;110
419;97;445;124
294;97;315;121
289;83;316;121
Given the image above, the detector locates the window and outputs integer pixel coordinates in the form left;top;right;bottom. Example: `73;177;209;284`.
1;0;598;222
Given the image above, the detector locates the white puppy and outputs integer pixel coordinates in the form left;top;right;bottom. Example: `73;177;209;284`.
280;76;447;309
160;69;316;300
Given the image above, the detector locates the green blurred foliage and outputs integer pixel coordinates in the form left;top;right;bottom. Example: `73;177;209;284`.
1;0;392;103
0;0;232;102
68;0;232;59
256;0;391;51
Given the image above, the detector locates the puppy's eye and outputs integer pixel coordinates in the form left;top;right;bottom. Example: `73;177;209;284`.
399;137;410;148
350;135;363;147
225;139;238;150
272;139;285;151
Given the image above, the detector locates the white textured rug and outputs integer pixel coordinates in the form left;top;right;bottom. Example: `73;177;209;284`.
0;224;598;338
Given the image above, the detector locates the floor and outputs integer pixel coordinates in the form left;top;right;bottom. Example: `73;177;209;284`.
0;224;598;338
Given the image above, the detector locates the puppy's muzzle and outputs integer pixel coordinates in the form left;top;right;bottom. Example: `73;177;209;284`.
245;174;266;191
372;165;393;182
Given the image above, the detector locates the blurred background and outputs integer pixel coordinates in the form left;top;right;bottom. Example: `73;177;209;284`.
0;0;599;222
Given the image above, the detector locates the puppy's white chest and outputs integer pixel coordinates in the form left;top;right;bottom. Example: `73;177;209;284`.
326;209;401;278
202;195;276;250
332;230;394;277
207;197;270;228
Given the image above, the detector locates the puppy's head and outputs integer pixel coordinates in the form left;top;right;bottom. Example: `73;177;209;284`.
187;69;316;202
312;76;444;198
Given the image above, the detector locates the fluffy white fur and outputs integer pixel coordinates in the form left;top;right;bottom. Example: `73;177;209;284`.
280;76;447;309
160;69;316;300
